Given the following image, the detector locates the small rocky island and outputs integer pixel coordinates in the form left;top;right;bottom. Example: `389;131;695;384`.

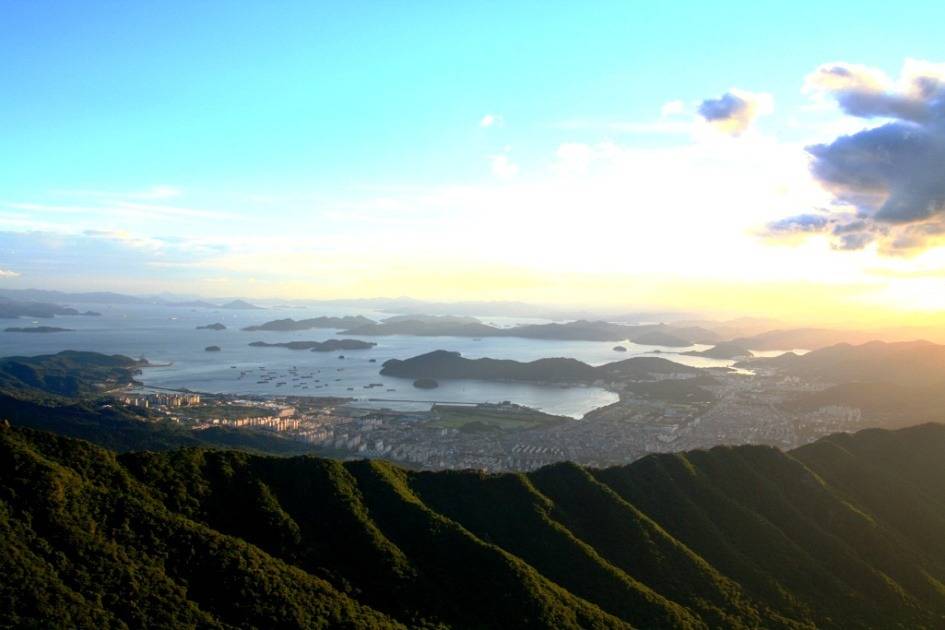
204;345;222;352
249;339;376;352
413;377;439;389
4;326;73;333
197;323;227;330
613;345;627;352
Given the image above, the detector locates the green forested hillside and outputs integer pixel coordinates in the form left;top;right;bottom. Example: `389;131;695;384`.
0;350;144;399
3;422;945;628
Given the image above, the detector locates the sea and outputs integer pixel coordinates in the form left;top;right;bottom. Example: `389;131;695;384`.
0;303;771;418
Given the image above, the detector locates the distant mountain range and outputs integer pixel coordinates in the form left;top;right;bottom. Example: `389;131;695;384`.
730;327;885;350
342;318;719;345
0;295;100;319
743;340;945;386
5;421;945;627
0;288;263;310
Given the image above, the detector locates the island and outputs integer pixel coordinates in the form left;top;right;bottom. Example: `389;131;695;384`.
631;330;692;347
413;377;439;389
204;345;222;352
381;350;700;384
242;316;376;331
683;341;754;359
613;345;627;352
220;299;264;310
197;323;227;330
248;339;377;352
341;316;719;344
4;326;73;333
168;300;220;308
342;315;509;338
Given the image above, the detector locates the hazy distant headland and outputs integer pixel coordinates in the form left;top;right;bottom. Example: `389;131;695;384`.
0;296;100;319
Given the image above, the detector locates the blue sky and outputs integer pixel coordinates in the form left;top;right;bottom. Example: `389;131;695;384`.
3;2;945;321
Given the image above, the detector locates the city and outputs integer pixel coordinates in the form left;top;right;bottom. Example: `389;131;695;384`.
111;365;868;472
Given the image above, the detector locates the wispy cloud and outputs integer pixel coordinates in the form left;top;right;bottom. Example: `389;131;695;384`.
479;113;502;128
51;185;183;201
660;100;685;117
490;154;519;179
551;118;693;135
0;268;20;278
1;195;234;224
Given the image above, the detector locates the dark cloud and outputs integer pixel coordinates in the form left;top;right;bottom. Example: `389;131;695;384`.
769;60;945;253
808;121;945;226
699;93;749;121
698;90;770;136
808;62;945;123
763;213;885;251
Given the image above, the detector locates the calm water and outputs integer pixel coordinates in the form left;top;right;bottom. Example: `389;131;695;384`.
0;303;757;418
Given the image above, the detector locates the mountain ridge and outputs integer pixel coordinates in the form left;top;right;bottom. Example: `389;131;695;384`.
4;421;945;627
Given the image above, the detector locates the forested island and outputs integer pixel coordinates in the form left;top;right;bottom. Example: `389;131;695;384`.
242;315;376;331
249;339;377;351
342;316;718;345
196;322;227;330
381;350;700;384
4;326;73;333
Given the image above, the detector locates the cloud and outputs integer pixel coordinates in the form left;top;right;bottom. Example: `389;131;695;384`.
660;100;685;117
780;59;945;252
2;198;233;223
552;118;692;135
765;213;830;234
698;90;773;136
490;154;519;179
480;114;501;128
804;59;945;123
0;268;20;278
54;185;182;201
83;229;167;252
763;212;893;252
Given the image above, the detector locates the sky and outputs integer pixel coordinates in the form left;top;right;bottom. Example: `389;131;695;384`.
2;1;945;325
